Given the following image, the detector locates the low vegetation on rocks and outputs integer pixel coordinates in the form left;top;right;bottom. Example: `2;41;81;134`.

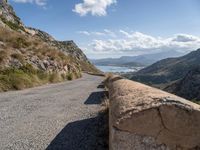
0;15;25;32
0;64;82;92
0;0;100;92
0;27;83;91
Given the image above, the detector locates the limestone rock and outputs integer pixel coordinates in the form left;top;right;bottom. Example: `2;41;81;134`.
0;0;99;74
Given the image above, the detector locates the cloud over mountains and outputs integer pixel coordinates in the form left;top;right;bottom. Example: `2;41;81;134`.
80;30;200;56
73;0;117;16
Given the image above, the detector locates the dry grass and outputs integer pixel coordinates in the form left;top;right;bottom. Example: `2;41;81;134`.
0;26;100;74
0;27;70;62
0;26;98;91
0;27;31;48
102;73;114;89
105;73;114;78
0;66;41;91
0;64;81;91
0;27;79;68
100;96;109;114
0;50;8;63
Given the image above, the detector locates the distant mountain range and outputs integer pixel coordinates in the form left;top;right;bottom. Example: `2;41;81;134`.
91;50;185;67
129;48;200;101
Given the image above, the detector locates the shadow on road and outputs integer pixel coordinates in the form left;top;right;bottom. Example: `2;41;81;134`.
97;83;105;89
46;113;108;150
46;83;109;150
84;91;108;105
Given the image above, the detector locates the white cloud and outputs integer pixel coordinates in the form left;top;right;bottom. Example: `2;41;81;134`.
78;31;91;36
86;30;200;55
73;0;117;16
12;0;47;6
119;30;133;38
78;31;106;36
92;31;105;36
35;0;46;6
104;29;116;37
78;29;116;37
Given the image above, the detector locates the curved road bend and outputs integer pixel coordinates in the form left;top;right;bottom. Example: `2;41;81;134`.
0;74;108;150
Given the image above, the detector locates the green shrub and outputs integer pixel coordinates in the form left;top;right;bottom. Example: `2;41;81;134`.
37;70;49;81
9;72;33;90
0;74;11;91
0;68;33;90
61;73;66;80
19;64;37;74
74;71;82;79
0;65;46;91
67;73;73;80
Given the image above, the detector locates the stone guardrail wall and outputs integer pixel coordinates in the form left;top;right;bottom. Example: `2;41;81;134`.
107;76;200;150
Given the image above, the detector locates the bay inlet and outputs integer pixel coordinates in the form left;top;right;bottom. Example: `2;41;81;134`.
96;65;143;73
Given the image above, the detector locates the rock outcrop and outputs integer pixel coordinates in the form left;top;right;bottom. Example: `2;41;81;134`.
107;75;200;150
0;0;92;64
0;0;24;30
26;27;90;63
0;0;99;91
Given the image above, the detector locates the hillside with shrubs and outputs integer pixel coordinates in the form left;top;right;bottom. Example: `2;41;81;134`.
0;0;99;91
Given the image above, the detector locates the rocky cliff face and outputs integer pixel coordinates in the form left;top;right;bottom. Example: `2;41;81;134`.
0;1;99;91
26;27;89;62
0;0;24;30
0;0;98;72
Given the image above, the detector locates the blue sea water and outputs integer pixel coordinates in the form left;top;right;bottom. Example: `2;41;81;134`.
96;65;142;73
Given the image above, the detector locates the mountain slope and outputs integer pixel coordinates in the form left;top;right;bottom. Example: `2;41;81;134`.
130;48;200;87
164;67;200;101
0;0;99;91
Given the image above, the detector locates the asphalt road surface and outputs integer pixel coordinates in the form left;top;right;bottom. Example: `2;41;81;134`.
0;74;108;150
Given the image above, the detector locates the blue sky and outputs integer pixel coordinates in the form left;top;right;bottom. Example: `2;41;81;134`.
9;0;200;58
